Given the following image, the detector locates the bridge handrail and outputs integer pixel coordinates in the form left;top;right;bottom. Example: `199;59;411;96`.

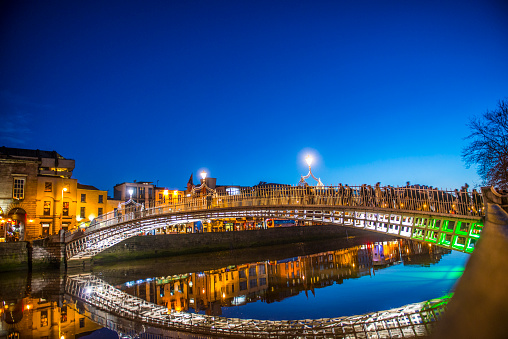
83;185;484;235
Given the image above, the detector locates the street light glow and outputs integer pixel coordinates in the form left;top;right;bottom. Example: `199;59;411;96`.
128;189;133;198
305;155;313;167
200;171;207;180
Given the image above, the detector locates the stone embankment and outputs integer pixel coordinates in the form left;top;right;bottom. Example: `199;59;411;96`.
0;225;379;272
91;225;375;264
0;242;29;272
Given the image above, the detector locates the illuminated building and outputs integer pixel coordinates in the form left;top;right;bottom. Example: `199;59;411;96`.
0;147;75;240
154;187;184;206
74;184;110;230
0;296;102;338
0;147;118;240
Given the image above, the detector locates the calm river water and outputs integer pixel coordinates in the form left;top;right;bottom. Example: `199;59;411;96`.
0;235;469;338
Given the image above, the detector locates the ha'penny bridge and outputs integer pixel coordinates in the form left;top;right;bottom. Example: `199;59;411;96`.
65;155;486;261
58;185;508;339
65;185;484;260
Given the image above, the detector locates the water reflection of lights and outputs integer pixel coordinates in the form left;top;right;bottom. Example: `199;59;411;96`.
232;295;247;306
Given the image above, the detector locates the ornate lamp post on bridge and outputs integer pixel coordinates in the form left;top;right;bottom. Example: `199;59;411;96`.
191;170;216;195
298;155;324;187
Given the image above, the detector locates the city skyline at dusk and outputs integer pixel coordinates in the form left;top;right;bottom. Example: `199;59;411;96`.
2;1;507;193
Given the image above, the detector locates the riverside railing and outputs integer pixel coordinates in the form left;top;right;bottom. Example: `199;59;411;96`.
82;185;484;235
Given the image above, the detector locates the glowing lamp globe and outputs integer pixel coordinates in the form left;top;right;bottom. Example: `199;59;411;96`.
305;155;313;167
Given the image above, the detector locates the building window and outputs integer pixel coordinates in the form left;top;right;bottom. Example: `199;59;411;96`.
13;178;25;199
43;201;51;216
42;223;50;236
79;317;85;328
62;223;70;231
148;187;153;199
60;306;67;323
81;194;86;202
40;310;48;327
63;202;69;216
139;187;145;198
98;208;103;216
98;195;103;203
44;182;52;192
80;207;85;219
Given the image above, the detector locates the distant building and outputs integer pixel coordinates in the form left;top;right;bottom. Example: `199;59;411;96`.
114;181;155;207
75;183;110;229
154;187;185;206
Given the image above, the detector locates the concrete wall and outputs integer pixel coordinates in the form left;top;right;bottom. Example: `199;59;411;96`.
92;225;374;263
0;242;29;272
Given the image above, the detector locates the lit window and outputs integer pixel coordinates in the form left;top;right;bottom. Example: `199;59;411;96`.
63;202;69;216
13;178;25;199
40;310;48;327
44;182;52;192
43;201;51;216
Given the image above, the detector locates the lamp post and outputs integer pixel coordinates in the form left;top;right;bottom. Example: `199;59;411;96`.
128;188;134;201
61;187;67;231
299;154;324;186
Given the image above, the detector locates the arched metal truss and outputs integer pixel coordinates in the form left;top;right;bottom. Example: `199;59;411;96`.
65;185;484;260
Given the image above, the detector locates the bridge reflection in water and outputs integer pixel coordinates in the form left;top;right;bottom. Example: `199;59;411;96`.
62;239;459;338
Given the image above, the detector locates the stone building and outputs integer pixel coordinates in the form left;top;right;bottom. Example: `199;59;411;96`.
0;147;75;241
0;147;118;241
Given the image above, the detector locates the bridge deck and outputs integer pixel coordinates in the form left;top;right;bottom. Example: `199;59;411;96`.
65;186;484;260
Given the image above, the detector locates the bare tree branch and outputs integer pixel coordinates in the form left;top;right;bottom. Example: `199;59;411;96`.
462;99;508;189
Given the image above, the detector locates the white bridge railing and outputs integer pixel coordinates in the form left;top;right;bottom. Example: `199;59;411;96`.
83;185;484;236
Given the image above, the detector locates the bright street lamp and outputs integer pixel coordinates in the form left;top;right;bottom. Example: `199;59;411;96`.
200;171;207;180
128;188;134;200
298;153;324;187
305;155;313;168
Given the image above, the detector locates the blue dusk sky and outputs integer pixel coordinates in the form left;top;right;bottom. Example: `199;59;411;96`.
1;0;507;194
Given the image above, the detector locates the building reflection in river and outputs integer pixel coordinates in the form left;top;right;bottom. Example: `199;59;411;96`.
0;296;101;339
121;239;450;316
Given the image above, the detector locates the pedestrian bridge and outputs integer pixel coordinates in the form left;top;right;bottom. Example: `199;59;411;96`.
65;185;484;260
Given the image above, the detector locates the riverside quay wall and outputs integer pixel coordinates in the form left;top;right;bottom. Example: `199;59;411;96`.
0;242;29;272
91;225;379;264
0;238;65;272
0;225;382;271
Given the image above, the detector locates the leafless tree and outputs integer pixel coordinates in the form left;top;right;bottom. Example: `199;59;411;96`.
462;99;508;189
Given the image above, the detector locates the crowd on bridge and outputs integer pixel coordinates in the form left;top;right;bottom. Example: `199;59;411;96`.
235;182;484;217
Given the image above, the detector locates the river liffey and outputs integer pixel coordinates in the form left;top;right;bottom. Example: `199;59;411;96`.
1;236;469;338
